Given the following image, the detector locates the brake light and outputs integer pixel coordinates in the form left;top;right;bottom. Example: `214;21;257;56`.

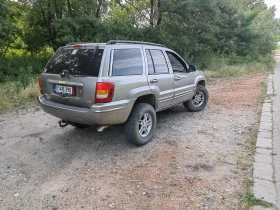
72;86;76;95
73;45;82;49
38;77;43;94
95;82;115;103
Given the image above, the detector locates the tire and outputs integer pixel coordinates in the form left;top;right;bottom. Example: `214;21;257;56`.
183;84;209;112
124;103;156;146
69;122;89;129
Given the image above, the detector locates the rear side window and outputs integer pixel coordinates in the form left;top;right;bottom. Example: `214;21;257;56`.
45;48;103;77
149;50;169;74
112;49;143;76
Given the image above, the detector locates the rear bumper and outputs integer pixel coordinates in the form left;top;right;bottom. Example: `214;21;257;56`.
37;95;136;125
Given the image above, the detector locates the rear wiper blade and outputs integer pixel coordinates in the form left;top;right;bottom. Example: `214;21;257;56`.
60;69;70;78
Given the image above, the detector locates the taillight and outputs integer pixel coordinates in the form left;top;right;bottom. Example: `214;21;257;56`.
38;77;44;94
95;82;115;103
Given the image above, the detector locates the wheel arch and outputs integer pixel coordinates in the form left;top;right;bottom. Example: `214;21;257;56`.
135;94;158;110
194;75;206;87
198;80;206;87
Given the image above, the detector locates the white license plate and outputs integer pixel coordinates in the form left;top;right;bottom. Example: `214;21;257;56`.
54;85;73;95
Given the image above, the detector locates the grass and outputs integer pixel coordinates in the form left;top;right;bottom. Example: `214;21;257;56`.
242;193;273;208
204;62;273;81
0;78;39;112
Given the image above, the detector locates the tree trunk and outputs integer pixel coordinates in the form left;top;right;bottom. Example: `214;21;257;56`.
66;0;72;16
96;0;103;18
38;1;47;29
53;0;60;19
157;0;162;26
150;0;154;27
46;0;57;50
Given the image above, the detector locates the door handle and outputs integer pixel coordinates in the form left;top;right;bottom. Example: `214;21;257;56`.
174;76;181;81
150;79;158;83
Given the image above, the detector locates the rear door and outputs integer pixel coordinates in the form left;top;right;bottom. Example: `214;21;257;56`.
100;45;149;102
165;51;195;105
145;49;174;110
41;45;104;108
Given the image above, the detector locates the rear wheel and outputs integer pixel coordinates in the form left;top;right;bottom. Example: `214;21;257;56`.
183;85;209;112
124;103;156;146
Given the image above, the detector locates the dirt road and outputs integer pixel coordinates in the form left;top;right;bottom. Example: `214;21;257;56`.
0;73;266;210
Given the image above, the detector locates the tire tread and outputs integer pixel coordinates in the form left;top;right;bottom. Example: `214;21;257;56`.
124;103;156;146
183;85;209;112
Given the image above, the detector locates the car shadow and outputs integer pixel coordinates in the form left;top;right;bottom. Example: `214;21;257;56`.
50;104;191;153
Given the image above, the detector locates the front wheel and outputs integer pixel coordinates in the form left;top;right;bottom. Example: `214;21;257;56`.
183;85;209;112
124;103;156;146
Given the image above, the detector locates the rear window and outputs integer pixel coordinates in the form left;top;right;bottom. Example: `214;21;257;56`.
45;48;104;77
112;49;143;76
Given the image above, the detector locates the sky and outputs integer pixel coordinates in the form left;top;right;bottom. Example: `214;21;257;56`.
264;0;280;18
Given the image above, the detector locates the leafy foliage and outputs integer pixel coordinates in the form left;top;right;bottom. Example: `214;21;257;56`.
0;0;20;59
0;0;279;83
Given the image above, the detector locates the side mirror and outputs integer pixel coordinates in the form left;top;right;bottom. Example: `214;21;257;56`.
189;65;197;72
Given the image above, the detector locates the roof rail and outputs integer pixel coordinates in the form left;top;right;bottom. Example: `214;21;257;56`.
106;40;165;47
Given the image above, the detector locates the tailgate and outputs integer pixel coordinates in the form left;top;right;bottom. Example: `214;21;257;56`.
40;45;104;108
41;74;98;108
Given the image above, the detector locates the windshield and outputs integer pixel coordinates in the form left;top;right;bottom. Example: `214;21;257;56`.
45;47;104;77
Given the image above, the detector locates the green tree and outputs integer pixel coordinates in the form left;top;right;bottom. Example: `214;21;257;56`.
0;0;20;59
2;0;279;69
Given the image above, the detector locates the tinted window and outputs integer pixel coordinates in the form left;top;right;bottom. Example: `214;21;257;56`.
166;51;186;73
149;50;169;74
45;48;103;77
112;49;143;76
145;50;155;74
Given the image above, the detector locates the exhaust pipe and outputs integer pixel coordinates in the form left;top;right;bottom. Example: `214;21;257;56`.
58;120;69;128
97;125;109;132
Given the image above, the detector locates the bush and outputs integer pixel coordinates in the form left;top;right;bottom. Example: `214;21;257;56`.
0;55;50;85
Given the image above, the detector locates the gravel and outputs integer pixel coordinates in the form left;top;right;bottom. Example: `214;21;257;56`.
0;74;265;209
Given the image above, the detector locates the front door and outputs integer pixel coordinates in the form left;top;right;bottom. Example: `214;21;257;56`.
165;51;196;105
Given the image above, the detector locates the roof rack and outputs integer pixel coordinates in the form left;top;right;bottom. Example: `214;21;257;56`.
106;40;165;47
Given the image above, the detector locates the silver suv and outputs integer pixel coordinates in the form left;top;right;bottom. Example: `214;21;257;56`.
38;40;208;146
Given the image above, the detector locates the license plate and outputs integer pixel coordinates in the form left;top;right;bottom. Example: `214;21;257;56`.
54;85;75;95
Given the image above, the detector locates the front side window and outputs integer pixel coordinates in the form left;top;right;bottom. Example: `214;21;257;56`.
149;50;169;74
166;51;186;73
112;49;143;76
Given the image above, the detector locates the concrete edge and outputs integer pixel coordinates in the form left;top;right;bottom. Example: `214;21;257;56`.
253;74;277;209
